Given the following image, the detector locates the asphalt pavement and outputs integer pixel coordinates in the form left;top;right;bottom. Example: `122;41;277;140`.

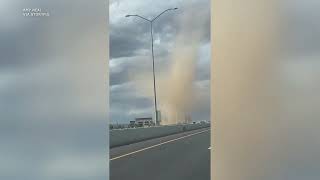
110;128;210;180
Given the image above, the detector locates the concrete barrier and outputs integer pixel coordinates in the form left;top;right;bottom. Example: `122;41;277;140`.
110;123;210;148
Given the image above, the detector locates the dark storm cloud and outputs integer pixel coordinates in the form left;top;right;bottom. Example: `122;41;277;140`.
109;9;179;59
110;55;154;86
110;23;149;58
110;69;129;86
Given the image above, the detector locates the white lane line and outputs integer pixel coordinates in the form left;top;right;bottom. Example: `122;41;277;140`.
110;129;210;161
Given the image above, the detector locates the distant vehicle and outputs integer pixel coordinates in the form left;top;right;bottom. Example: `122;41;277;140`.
129;121;135;128
200;120;207;124
131;117;153;128
143;120;151;126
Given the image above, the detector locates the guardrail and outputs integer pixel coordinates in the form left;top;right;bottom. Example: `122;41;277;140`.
110;123;210;148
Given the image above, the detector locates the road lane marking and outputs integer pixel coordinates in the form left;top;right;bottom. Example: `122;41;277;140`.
110;129;210;161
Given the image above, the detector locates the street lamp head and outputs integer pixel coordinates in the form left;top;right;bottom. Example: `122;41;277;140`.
168;8;178;10
125;15;131;17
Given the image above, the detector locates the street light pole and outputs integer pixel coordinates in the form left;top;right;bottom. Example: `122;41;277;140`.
126;8;178;126
150;22;158;126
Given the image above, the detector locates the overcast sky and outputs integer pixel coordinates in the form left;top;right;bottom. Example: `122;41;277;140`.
110;0;211;124
0;1;108;179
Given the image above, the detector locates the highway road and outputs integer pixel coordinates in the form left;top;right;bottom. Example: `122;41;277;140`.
110;128;210;180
